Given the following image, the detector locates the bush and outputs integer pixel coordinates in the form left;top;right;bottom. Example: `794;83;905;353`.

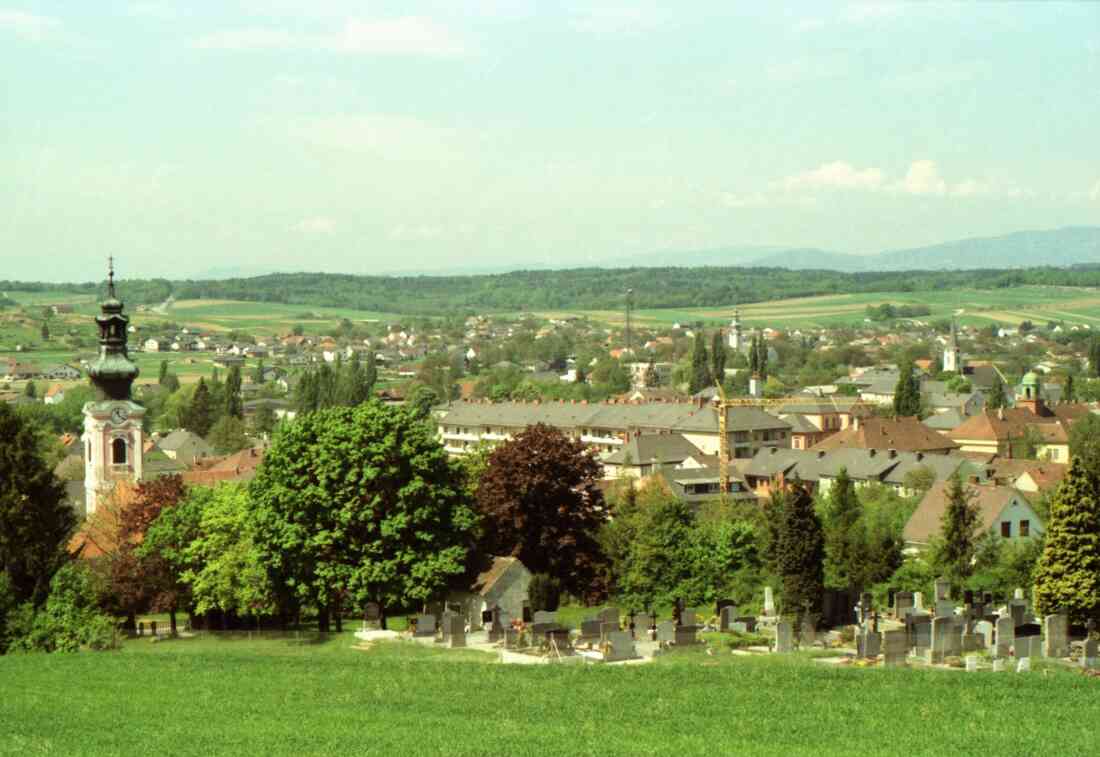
5;563;118;654
528;573;562;612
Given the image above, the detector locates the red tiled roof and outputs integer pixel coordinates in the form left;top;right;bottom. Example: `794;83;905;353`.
811;416;957;453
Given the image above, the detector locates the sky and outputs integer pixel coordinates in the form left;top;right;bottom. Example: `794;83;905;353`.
3;1;1099;281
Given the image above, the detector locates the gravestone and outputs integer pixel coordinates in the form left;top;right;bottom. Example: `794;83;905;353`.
735;616;757;633
137;622;144;637
975;620;994;650
774;621;793;653
894;591;914;619
446;615;466;648
680;610;697;628
545;628;571;651
965;655;978;673
1043;613;1069;659
603;631;639;662
1009;601;1028;628
597;608;620;627
1017;657;1031;673
908;613;932;652
763;586;775;616
150;620;157;636
1014;587;1025;600
633;613;654;638
656;621;677;645
800;618;816;647
532;610;556;625
439;611;458;643
675;625;701;646
720;606;735;632
600;622;619;643
716;598;736;620
930;616;955;663
580;620;603;643
1017;635;1041;659
992;658;1006;672
913;592;925;613
413;614;436;638
504;628;521;649
935;601;956;619
883;629;908;667
731;622;749;634
934;578;951;602
995;616;1014;658
365;602;381;622
858;631;881;660
530;622;557;637
1081;620;1098;670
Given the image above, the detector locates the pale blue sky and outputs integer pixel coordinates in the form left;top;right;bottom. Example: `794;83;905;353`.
3;1;1098;281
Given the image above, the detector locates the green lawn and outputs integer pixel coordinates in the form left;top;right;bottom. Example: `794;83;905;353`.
1;634;1097;755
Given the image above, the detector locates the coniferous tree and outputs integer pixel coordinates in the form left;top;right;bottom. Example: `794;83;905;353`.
643;358;659;388
253;359;266;385
689;331;711;394
225;365;243;419
158;360;169;385
893;364;922;417
344;351;371;406
23;381;36;399
986;379;1007;411
185;378;214;437
934;473;980;596
822;468;863;591
1090;339;1100;378
364;351;378;398
1064;374;1076;403
40;321;49;341
755;335;769;380
711;331;727;385
1033;457;1100;624
776;483;825;622
0;403;75;606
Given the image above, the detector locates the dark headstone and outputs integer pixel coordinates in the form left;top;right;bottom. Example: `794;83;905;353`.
150;620;157;636
365;602;382;621
1016;622;1041;638
715;598;736;618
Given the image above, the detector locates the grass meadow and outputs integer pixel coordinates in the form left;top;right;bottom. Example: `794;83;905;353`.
2;632;1098;756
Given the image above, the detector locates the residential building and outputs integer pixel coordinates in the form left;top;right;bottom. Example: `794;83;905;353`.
810;415;959;454
904;480;1044;549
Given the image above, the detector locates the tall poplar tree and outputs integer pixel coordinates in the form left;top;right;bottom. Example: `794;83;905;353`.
893;364;922;417
934;473;980;596
689;331;711;394
185;378;214;437
1033;457;1100;624
225;365;243;419
776;483;825;622
710;331;727;386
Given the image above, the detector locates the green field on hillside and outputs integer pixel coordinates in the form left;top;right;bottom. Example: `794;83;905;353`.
537;285;1100;330
1;635;1096;756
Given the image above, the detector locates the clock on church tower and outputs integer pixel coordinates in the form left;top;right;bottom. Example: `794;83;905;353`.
82;260;145;515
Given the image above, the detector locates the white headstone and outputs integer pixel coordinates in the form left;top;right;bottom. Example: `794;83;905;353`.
1016;657;1031;673
965;655;978;672
764;586;775;616
992;658;1005;672
913;592;925;612
1014;587;1025;601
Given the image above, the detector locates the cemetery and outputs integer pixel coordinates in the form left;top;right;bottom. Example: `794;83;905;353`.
347;580;1100;676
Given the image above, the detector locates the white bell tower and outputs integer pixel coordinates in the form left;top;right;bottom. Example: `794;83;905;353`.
83;258;144;515
943;319;961;374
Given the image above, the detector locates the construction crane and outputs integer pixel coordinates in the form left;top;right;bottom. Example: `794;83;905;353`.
712;381;875;494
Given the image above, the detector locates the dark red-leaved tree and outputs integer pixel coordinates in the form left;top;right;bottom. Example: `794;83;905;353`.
476;424;609;601
97;475;189;634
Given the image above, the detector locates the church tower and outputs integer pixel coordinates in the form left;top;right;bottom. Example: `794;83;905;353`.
943;319;961;373
728;309;743;351
83;259;144;515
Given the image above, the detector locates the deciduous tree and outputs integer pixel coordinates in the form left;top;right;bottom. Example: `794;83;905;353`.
476;423;608;600
250;403;477;629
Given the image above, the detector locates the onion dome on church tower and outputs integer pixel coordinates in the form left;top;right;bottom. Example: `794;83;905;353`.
88;258;139;401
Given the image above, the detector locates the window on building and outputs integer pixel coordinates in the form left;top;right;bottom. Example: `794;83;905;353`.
1020;520;1030;537
1000;521;1011;538
112;437;127;465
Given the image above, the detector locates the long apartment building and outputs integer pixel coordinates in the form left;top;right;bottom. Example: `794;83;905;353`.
436;399;792;460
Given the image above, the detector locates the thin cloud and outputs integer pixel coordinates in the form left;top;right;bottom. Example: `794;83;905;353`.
293;217;337;234
896;159;946;196
780;161;884;192
0;8;59;41
194;16;466;56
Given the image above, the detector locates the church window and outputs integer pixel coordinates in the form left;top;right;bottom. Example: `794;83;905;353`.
112;437;128;465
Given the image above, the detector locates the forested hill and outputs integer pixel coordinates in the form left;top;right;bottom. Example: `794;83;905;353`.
7;264;1100;316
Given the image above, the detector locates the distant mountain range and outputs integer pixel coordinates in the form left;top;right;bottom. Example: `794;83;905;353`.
626;226;1100;273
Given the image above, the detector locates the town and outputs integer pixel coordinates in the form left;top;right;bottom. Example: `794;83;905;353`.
5;2;1100;753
